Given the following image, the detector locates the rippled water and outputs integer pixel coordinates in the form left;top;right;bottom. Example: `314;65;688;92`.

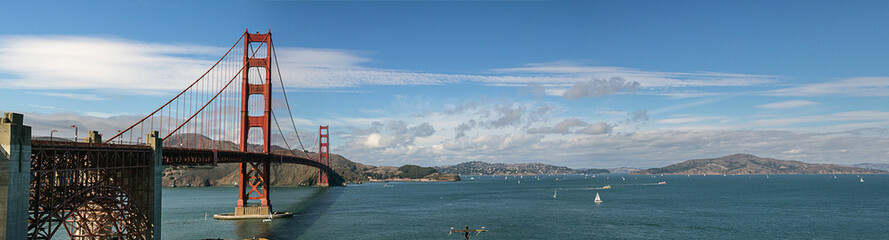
162;174;889;239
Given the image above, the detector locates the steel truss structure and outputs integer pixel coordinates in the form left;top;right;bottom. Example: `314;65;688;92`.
28;141;154;240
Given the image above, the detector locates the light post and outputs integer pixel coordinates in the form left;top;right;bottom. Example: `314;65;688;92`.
50;130;58;141
70;125;78;142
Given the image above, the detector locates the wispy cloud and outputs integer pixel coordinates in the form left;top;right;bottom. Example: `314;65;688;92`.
752;110;889;128
1;35;786;99
756;100;817;109
492;61;779;88
30;92;106;101
768;77;889;97
0;35;220;93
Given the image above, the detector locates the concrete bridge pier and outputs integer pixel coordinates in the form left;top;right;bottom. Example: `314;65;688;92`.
0;113;31;239
148;131;163;240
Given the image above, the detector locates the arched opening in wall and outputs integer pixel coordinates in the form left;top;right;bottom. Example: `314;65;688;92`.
246;127;265;153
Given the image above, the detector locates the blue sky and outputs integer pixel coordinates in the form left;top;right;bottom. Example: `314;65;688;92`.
1;0;888;168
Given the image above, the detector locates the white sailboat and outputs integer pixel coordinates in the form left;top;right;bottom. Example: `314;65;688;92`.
553;189;557;198
860;178;864;183
594;192;603;204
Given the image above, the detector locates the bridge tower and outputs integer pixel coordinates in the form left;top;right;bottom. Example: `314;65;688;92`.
317;126;330;186
237;30;273;216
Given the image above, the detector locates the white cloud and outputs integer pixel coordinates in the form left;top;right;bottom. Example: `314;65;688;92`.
1;35;785;99
30;92;106;101
768;77;889;97
526;118;590;134
561;77;639;99
658;116;723;124
752;110;889;128
756;100;818;109
575;122;613;135
0;35;220;93
493;61;779;89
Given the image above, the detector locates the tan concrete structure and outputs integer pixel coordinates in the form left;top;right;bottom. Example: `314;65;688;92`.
0;113;31;239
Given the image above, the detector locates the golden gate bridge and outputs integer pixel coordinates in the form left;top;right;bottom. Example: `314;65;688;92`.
0;30;339;239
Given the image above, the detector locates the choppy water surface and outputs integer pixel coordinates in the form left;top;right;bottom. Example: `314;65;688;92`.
163;174;889;239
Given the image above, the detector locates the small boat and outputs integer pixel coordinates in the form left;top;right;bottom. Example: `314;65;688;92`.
470;177;475;180
657;181;666;185
594;192;603;204
602;185;612;189
505;176;508;180
766;175;769;179
517;180;521;184
621;177;625;181
383;184;394;187
553;189;557;198
860;178;864;183
833;175;837;179
263;214;272;222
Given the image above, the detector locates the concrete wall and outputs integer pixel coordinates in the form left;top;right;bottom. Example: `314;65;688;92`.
0;113;31;239
148;131;163;240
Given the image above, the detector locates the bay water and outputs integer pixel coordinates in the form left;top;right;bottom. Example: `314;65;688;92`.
162;174;888;239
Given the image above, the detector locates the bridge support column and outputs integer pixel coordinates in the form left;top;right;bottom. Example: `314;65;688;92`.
0;113;31;239
147;131;163;240
317;126;330;187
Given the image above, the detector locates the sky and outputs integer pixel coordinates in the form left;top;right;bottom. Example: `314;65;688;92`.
1;0;888;168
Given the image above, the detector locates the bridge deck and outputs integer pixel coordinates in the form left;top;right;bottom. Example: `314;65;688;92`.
31;140;332;172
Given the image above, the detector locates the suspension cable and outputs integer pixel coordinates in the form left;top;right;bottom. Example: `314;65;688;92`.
162;34;270;140
104;32;246;144
271;41;311;158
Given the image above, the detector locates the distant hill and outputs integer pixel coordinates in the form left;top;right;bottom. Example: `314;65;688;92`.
608;167;642;173
435;161;609;175
160;134;457;187
852;163;889;172
633;154;886;175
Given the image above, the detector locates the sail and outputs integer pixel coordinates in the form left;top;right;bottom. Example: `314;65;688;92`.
594;192;602;203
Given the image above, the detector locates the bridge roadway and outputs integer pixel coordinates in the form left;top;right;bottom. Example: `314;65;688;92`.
31;140;332;171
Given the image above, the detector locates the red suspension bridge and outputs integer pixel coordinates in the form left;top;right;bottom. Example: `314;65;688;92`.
0;30;338;240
